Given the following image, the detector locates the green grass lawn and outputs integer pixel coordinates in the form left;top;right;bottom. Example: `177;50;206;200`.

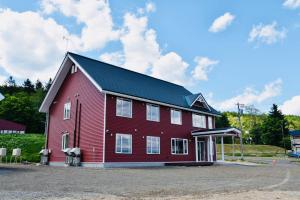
216;144;286;157
0;134;45;163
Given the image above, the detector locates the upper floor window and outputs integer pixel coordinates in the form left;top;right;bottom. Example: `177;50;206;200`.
208;116;213;129
192;113;206;128
115;133;132;154
171;109;182;125
61;133;69;150
146;104;160;122
71;64;77;74
171;138;188;155
64;102;71;120
116;98;132;118
147;136;160;154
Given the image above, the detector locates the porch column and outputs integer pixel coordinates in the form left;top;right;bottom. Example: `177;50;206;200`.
209;135;213;162
195;137;198;162
232;136;235;159
221;136;225;161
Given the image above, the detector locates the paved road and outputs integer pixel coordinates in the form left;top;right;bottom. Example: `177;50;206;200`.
0;158;299;199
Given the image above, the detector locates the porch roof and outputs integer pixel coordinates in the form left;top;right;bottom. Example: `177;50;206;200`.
192;127;241;137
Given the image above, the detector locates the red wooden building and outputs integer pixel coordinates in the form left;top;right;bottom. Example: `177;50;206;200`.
0;119;26;134
39;52;241;167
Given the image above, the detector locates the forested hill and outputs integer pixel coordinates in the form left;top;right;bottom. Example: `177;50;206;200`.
0;76;52;133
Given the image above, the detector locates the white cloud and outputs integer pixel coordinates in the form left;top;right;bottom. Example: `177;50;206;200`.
192;57;219;81
0;9;81;81
283;0;300;9
146;2;156;13
100;9;192;85
0;75;7;85
41;0;120;50
209;12;235;33
281;96;300;115
248;22;287;45
151;52;189;85
213;79;283;111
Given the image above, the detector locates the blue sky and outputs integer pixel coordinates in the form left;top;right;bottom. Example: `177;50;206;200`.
0;0;299;114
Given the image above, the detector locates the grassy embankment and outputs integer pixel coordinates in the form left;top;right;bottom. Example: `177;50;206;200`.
217;144;285;157
0;134;45;163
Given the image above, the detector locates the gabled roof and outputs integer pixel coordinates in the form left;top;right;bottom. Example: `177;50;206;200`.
192;127;241;137
0;119;26;131
40;52;220;116
290;130;300;137
185;93;211;111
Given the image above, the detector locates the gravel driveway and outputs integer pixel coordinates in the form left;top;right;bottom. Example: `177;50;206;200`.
0;158;299;200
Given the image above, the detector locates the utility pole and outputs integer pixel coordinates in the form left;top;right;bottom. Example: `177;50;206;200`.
237;103;244;160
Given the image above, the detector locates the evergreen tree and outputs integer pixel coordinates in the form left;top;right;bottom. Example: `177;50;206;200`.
23;78;35;93
45;78;52;92
35;79;43;90
261;104;289;147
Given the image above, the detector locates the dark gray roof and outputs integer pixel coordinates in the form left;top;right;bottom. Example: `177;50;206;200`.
69;52;220;115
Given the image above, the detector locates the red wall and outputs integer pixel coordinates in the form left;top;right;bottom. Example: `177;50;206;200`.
105;95;215;163
47;69;105;163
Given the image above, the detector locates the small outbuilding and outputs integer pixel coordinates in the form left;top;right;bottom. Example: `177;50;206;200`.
289;130;300;155
0;119;26;134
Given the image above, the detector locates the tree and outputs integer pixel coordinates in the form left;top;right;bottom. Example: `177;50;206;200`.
23;78;35;93
5;76;16;87
35;79;43;91
216;112;230;128
45;78;52;92
261;104;289;148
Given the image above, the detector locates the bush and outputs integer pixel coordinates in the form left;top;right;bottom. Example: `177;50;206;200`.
0;134;45;163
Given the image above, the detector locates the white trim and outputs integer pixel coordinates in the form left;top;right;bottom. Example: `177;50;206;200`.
190;93;211;111
63;102;71;120
192;128;241;136
39;55;69;112
171;138;188;155
103;90;220;117
116;97;132;118
146;104;160;122
192;113;206;128
102;94;107;163
195;137;198;162
170;109;182;125
221;136;225;161
103;162;165;168
146;136;160;154
61;133;69;151
115;133;132;154
68;55;103;92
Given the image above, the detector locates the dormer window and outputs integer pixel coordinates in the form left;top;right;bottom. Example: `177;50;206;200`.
71;64;78;74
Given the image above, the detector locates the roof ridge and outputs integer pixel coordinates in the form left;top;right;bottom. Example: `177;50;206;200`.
67;52;191;91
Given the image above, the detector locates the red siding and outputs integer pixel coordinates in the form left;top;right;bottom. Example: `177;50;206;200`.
105;95;216;163
47;69;105;163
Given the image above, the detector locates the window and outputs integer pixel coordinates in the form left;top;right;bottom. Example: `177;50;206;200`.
171;138;188;155
64;102;71;120
147;136;160;154
116;98;132;118
71;64;77;74
208;116;213;129
146;104;160;122
61;133;69;150
115;134;132;154
171;109;182;125
192;114;206;128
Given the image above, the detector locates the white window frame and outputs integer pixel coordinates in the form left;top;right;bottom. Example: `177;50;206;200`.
116;98;132;118
192;113;206;128
146;136;160;154
64;102;71;120
71;64;77;74
171;138;188;155
170;109;182;125
208;116;213;129
146;104;160;122
115;133;132;154
61;133;69;150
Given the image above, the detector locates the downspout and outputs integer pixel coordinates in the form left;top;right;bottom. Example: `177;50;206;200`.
45;112;50;149
73;99;79;147
77;103;82;147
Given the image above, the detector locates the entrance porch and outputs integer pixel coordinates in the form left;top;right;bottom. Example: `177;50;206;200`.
192;128;241;162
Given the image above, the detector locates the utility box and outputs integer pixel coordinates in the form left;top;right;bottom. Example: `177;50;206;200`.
70;148;81;167
63;148;72;166
0;148;7;163
39;149;50;165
